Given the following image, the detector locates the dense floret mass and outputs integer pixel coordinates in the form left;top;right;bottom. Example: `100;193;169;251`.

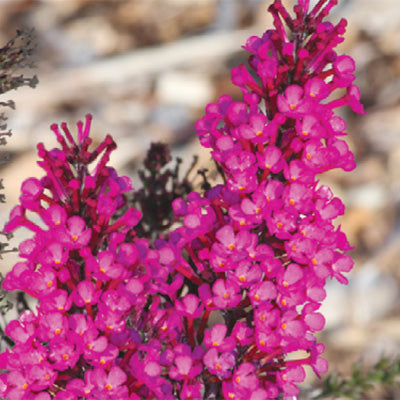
0;116;185;399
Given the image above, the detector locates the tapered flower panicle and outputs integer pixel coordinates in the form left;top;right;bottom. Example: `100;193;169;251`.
171;0;362;397
0;116;186;399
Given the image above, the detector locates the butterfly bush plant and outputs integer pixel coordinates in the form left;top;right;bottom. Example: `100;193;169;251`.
0;29;38;256
0;0;364;399
0;28;38;343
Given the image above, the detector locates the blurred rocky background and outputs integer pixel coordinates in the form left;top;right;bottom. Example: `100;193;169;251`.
1;0;400;397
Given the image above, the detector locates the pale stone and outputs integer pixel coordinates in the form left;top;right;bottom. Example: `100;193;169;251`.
319;279;352;330
350;263;399;325
360;107;400;152
346;182;389;210
156;71;214;108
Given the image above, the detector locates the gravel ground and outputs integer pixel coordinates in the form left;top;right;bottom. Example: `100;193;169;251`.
1;0;400;397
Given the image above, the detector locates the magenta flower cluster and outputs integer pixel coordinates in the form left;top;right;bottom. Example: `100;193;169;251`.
0;1;364;399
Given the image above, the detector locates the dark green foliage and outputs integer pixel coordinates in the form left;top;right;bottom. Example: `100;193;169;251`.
313;358;400;399
0;273;14;351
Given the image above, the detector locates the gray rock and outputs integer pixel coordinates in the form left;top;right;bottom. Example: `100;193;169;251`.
319;278;352;330
360;107;400;152
350;263;399;325
345;182;389;210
